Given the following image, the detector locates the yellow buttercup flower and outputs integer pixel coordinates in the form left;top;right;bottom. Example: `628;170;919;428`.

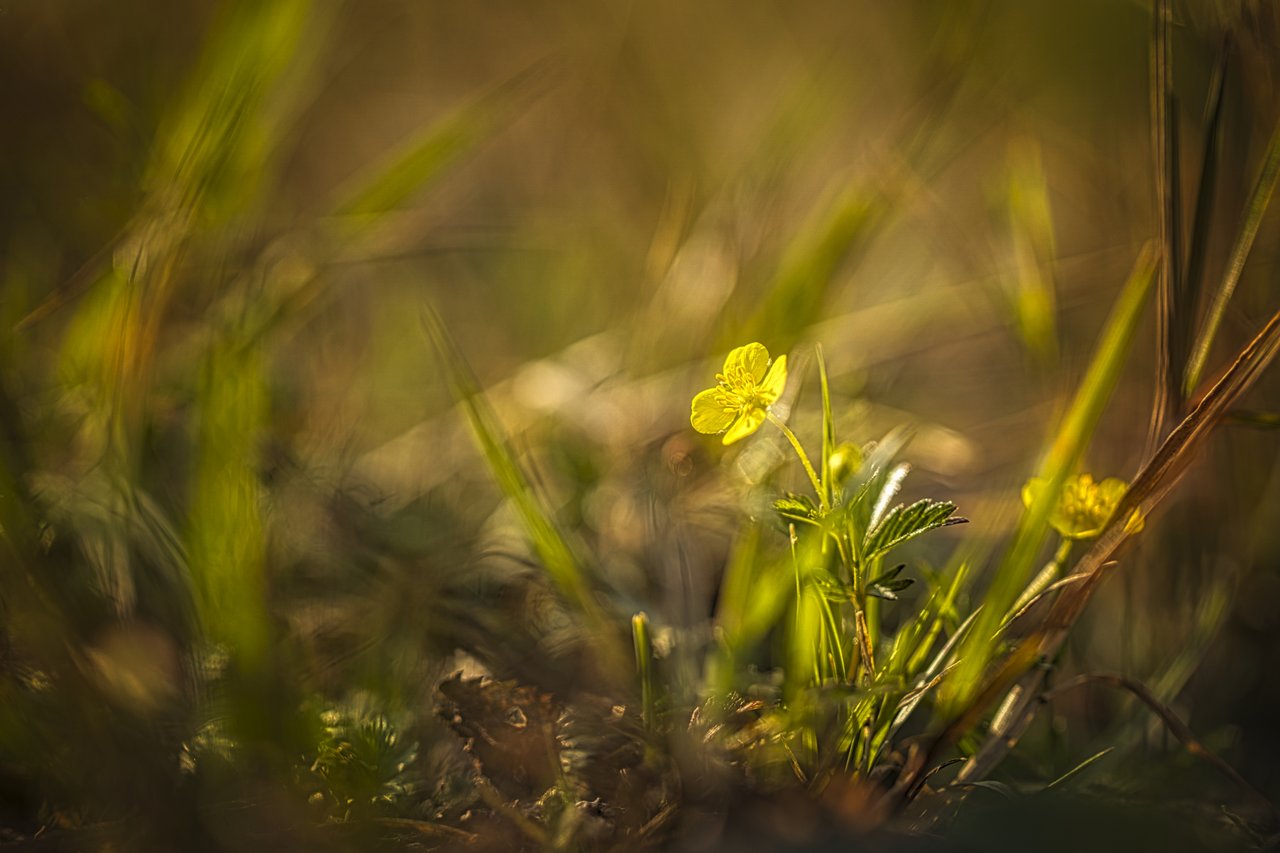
691;342;788;445
1022;473;1142;540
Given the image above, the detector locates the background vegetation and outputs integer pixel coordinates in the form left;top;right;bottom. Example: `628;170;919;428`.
1;1;1279;850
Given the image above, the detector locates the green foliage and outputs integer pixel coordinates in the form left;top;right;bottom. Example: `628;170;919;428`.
861;499;963;565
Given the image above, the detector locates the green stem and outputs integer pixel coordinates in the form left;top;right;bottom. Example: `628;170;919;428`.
767;410;825;510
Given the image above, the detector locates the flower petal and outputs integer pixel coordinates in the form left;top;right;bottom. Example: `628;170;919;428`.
691;388;735;434
1096;477;1128;508
1020;477;1048;510
1097;478;1142;534
723;342;770;383
1122;508;1145;535
722;408;766;445
757;353;787;404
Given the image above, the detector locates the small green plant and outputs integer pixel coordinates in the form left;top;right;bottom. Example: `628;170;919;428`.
692;341;965;778
303;697;420;823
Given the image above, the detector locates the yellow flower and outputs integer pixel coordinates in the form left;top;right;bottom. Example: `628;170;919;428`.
1022;473;1142;540
690;342;788;445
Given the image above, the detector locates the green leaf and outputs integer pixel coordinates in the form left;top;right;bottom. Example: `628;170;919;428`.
773;493;822;527
862;499;965;564
868;578;915;601
867;563;907;587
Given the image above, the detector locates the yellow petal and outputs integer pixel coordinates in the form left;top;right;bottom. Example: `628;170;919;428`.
1096;477;1128;508
1096;478;1142;534
691;388;735;434
1020;477;1048;510
722;408;766;445
1123;508;1145;535
758;353;787;404
723;342;770;383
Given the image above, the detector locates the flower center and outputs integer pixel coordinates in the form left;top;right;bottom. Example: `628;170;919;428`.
1062;477;1110;529
712;366;768;414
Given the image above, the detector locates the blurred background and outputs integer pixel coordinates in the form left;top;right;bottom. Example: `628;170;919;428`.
1;0;1279;849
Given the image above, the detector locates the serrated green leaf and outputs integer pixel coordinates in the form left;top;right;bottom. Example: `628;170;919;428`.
862;499;964;564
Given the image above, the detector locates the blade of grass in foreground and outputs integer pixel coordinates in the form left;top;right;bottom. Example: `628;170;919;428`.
421;305;624;673
187;342;271;670
942;243;1159;712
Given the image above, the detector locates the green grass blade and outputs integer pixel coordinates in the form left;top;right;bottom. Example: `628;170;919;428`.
817;344;835;510
1149;0;1185;442
1182;38;1229;329
421;305;622;670
943;243;1158;710
333;64;553;229
1006;139;1060;366
742;184;880;350
186;342;271;669
1044;747;1114;790
1184;122;1280;395
151;0;316;223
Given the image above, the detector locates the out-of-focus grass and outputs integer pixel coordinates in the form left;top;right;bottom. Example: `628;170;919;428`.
1;1;1279;850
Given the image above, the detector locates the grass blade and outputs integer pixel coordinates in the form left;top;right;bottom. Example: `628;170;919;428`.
1149;0;1185;444
817;344;835;511
942;243;1158;711
333;63;554;229
938;302;1280;793
1005;138;1060;366
1182;38;1230;314
187;342;271;669
742;184;880;351
1184;122;1280;395
421;304;623;672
